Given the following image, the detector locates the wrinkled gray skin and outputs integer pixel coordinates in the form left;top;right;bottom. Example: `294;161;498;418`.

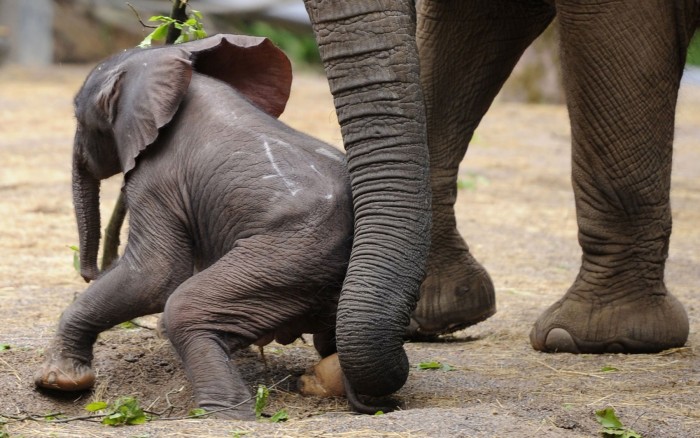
299;0;700;399
34;35;353;419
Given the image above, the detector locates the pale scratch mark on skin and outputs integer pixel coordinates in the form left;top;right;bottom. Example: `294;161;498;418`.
264;140;299;196
310;165;334;200
315;147;343;162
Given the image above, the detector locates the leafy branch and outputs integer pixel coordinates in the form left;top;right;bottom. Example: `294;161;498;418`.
127;1;207;48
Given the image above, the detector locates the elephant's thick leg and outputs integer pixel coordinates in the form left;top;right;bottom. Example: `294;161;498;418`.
531;1;700;353
411;0;556;335
35;223;192;391
162;236;332;419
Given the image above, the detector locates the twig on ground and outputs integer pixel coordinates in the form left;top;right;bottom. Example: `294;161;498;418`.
0;357;20;383
536;360;606;379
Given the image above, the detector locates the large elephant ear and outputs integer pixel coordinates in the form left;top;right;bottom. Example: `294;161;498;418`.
97;47;194;176
184;34;293;118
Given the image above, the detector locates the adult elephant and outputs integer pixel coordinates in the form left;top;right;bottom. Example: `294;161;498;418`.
300;0;699;400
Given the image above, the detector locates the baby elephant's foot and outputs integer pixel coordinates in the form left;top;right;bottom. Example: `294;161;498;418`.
409;248;495;338
35;351;95;391
530;287;689;353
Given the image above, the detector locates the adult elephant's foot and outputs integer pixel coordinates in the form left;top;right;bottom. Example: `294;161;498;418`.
408;238;496;338
530;285;689;353
34;349;95;391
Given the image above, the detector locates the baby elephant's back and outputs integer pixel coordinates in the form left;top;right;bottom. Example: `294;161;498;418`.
251;127;351;236
191;113;352;252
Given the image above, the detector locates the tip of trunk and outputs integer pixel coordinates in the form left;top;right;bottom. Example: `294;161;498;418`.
336;309;410;397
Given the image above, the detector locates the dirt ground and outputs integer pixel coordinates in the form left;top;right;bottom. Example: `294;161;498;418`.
0;63;698;438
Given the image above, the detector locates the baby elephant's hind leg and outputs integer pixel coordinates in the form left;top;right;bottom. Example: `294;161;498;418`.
163;240;324;420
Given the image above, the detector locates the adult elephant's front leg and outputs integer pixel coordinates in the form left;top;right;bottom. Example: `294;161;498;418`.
411;0;555;336
530;1;699;353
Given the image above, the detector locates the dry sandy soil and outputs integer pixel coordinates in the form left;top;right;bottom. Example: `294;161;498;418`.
0;63;698;438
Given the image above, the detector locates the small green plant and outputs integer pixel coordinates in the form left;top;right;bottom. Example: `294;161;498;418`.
43;412;67;421
0;344;10;351
85;397;148;426
269;409;288;423
187;408;208;418
595;407;641;438
253;384;289;422
139;9;206;48
417;361;454;371
254;384;269;419
117;321;138;330
231;431;250;438
600;366;619;373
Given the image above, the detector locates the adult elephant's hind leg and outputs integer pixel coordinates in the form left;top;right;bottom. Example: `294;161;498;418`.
412;0;556;336
530;1;699;353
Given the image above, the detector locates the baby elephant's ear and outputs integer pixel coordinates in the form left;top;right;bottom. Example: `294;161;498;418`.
104;48;193;176
183;34;293;118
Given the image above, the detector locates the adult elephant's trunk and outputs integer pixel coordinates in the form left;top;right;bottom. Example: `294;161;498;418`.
72;155;101;282
304;1;430;397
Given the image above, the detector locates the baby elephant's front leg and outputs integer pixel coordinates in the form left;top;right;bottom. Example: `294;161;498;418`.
35;261;184;392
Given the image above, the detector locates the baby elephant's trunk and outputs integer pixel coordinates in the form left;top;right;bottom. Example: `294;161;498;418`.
72;156;101;282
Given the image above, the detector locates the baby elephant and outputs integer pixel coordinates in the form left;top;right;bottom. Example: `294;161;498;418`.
35;35;353;419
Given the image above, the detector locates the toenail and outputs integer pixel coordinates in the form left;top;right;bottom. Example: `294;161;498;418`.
47;371;56;384
545;328;580;353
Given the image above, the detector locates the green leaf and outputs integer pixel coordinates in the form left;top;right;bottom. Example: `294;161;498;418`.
254;385;269;419
600;366;619;372
417;361;454;371
231;431;250;438
138;23;170;48
0;344;10;351
101;397;147;426
374;410;384;416
68;245;80;272
188;408;207;418
118;321;137;329
43;413;67;421
595;408;641;438
85;401;108;412
595;408;624;429
269;409;288;423
418;361;442;370
150;23;170;42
